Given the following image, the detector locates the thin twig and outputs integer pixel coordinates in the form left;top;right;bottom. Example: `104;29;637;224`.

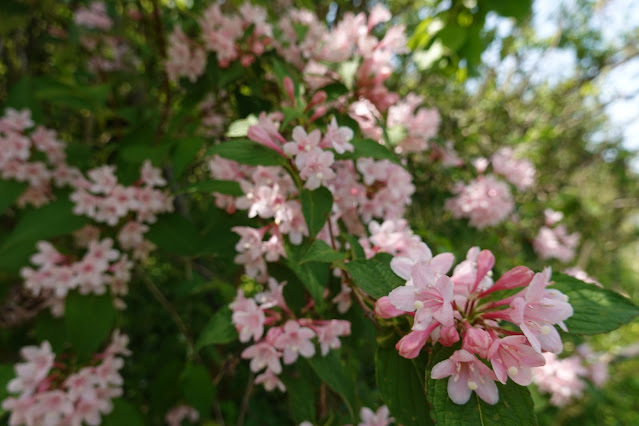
236;372;255;426
138;269;196;357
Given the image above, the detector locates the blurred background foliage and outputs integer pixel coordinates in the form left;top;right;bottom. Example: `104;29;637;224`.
0;0;638;424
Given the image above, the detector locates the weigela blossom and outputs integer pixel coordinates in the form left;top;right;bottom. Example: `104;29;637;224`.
491;147;536;191
533;225;580;263
165;404;200;426
2;332;130;426
358;405;395;426
382;245;573;405
445;175;514;229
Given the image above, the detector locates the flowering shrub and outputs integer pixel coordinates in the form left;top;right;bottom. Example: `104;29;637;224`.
0;1;638;426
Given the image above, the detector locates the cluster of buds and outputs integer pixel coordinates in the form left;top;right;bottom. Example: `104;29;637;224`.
376;246;574;405
2;332;130;426
230;279;351;392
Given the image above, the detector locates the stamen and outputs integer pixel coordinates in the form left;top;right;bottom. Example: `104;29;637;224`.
467;381;478;390
508;366;519;376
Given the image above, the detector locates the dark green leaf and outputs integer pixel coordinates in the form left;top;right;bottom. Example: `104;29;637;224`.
284;241;329;304
437;26;468;52
172;137;204;178
196;307;238;349
34;312;68;354
426;344;537;425
282;374;317;424
0;364;14;402
306;351;357;420
322;82;349;101
146;214;202;256
300;240;346;264
300;187;333;238
484;0;532;21
0;199;89;255
102;399;146;426
181;180;243;196
181;364;216;419
552;273;639;335
376;346;431;426
65;293;116;361
218;61;245;88
0;180;27;215
207;139;287;166
344;253;403;298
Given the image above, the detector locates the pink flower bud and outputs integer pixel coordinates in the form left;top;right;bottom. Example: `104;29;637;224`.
470;249;495;294
396;322;438;359
480;266;534;297
307;91;327;110
375;296;404;319
283;76;295;106
462;327;493;358
309;106;327;123
438;325;460;347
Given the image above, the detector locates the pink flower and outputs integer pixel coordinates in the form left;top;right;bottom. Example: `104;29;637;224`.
431;349;499;405
388;274;455;329
445;175;514;229
274;320;316;364
491;147;535;191
358;405;394;426
505;268;573;353
488;335;546;386
140;160;166;187
166;404;200;426
297;148;335;190
315;320;351;356
255;369;286;392
284;126;322;162
533;225;579;263
231;297;265;343
241;342;282;374
332;284;352;314
323;117;354;154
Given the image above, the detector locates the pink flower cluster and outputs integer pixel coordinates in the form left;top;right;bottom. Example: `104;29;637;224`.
1;332;130;426
0;108;81;208
491;147;536;191
376;246;574;405
357;405;395;426
532;344;609;406
387;94;441;154
230;279;351;392
445;149;536;229
445;175;514;229
533;210;580;263
74;1;112;30
165;404;199;426
165;28;206;83
70;160;173;226
20;238;131;315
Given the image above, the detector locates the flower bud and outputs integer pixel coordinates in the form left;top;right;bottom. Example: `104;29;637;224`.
480;266;534;297
438;325;460;347
462;327;492;358
374;296;404;319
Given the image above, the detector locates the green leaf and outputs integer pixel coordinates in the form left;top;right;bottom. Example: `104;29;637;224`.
426;344;537;425
300;187;333;238
376;346;431;426
0;180;27;215
65;293;116;361
437;26;468;52
146;214;202;256
322;82;349;101
300;240;346;264
337;138;400;164
102;399;146;426
207;139;286;166
484;0;532;21
181;364;216;419
343;234;366;260
552;273;639;334
284;250;328;305
172;137;204;178
282;373;317;424
195;307;238;349
306;351;357;420
0;199;89;256
0;364;14;402
218;61;245;88
344;253;404;298
181;180;243;196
